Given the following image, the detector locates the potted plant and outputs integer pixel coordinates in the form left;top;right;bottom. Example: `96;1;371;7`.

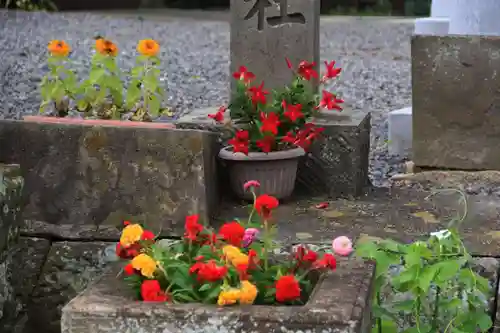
116;182;353;306
27;37;173;126
209;59;344;200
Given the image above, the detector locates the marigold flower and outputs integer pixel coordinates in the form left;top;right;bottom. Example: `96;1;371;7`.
95;38;118;56
275;275;301;303
47;40;71;57
222;245;243;261
131;253;157;278
137;39;160;57
140;280;169;302
239;280;258;305
120;224;144;247
217;288;241;306
219;221;245;247
231;253;249;267
254;194;279;220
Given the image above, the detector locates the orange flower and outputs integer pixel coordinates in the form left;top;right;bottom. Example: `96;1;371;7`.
137;39;160;57
95;38;118;56
47;40;71;57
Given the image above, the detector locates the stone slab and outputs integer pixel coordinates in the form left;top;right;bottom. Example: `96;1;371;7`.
448;0;500;36
230;0;320;93
296;108;371;199
24;241;116;333
0;120;220;239
388;106;412;156
61;258;374;333
412;35;500;170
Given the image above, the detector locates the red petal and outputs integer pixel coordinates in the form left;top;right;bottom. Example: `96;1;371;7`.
315;202;329;209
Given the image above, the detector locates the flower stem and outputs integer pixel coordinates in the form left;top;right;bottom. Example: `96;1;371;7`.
263;220;270;270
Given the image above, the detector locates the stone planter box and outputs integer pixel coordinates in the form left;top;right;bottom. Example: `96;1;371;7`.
412;35;500;170
61;259;374;333
0;117;220;239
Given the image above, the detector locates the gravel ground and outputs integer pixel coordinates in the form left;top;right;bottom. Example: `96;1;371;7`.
0;10;414;187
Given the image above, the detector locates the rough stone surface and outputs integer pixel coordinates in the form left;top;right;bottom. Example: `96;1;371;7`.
61;258;374;333
230;0;320;93
412;35;500;170
0;164;24;331
0;120;219;238
296;108;371;199
24;241;116;333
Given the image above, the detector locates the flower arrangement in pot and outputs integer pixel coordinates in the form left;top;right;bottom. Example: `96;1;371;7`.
116;182;353;305
35;37;172;123
208;59;344;200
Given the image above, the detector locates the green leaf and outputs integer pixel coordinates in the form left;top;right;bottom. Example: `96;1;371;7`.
203;285;221;303
76;100;89;111
435;260;462;282
144;74;159;92
418;264;439;292
131;66;143;78
476;312;493;331
126;80;142;109
89;68;106;84
198;284;212;292
391;299;415;312
379;319;398;333
147;94;161;117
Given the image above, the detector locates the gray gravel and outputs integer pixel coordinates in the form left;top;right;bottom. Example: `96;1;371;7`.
0;10;414;187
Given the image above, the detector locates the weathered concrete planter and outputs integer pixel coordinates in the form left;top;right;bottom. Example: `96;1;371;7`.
219;146;305;200
61;259;374;333
0;116;220;239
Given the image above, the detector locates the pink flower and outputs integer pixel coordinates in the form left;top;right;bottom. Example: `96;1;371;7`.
332;236;353;256
243;180;261;191
243;228;260;247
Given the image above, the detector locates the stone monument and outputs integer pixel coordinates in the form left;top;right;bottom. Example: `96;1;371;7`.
229;0;320;92
448;0;500;36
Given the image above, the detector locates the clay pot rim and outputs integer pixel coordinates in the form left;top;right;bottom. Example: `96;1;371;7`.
219;145;305;161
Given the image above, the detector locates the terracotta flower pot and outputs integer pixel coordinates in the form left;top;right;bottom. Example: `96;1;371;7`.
218;146;305;200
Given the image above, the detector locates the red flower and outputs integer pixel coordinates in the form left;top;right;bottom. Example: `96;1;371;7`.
281;125;324;150
228;130;250;155
115;243;141;259
189;260;228;282
219;221;245;247
255;194;279;220
124;263;135;275
141;230;155;241
282;101;304;122
297;61;318;81
141;280;169;302
233;66;255;84
260;112;280;135
313;253;337;270
236;263;249;280
256;136;274;153
295;246;318;263
322;61;341;82
184;215;203;241
248;82;269;105
208;106;226;123
275;275;301;303
319;90;343;111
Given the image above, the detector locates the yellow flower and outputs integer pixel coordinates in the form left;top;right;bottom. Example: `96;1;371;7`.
231;254;249;267
239;280;258;305
137;39;160;57
95;38;118;56
131;253;156;278
120;224;144;247
222;245;242;260
217;288;241;306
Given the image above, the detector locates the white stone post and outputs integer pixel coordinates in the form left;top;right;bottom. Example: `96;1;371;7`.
388;0;453;157
448;0;500;36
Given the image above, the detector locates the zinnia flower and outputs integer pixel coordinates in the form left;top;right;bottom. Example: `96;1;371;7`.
131;254;157;278
239;280;258;305
140;280;169;302
219;221;245;247
47;40;71;57
217;289;241;306
275;275;301;303
120;224;144;247
312;253;337;271
137;39;160;57
254;194;279;220
189;260;228;282
95;38;118;56
242;228;260;247
222;245;243;261
332;236;353;256
243;180;260;191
